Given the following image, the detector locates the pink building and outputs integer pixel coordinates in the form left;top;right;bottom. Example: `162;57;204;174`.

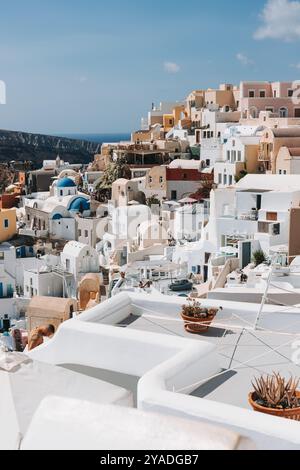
240;81;300;119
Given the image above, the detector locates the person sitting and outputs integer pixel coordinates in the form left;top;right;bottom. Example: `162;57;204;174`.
28;324;56;352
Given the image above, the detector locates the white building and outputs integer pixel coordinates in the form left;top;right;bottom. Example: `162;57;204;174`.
24;268;63;299
61;241;100;285
206;174;300;262
199;109;240;168
173;203;210;241
214;126;263;186
22;177;91;241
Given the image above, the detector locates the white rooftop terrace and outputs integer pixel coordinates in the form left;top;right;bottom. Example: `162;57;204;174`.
27;292;300;450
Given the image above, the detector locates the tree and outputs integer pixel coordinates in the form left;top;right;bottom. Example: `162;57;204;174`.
235;170;248;183
147;195;161;207
99;156;131;189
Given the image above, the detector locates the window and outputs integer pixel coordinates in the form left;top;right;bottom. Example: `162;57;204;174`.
229;175;233;185
273;224;280;236
183;173;187;179
249;90;255;98
238;151;242;162
265;107;274;113
267;212;278;222
171;191;177;200
279;169;282;175
0;252;4;260
256;195;262;210
218;174;222;184
279;108;288;118
85;230;88;238
60;190;63;196
149;177;153;184
223;175;227;185
159;176;163;184
227;151;230;161
273;90;277;98
295;109;300;118
259;90;266;98
288;89;294;97
206;159;210;167
4;219;9;229
78;229;82;237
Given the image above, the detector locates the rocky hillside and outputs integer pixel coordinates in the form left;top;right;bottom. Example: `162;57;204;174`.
0;129;101;168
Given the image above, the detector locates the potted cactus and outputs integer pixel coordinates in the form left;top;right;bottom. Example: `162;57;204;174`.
249;372;300;421
181;300;220;334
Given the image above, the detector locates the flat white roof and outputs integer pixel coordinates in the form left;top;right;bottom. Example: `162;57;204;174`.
235;174;300;192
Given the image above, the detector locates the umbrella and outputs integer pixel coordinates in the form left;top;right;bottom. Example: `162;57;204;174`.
128;200;140;206
178;197;198;204
163;201;180;207
0;349;133;449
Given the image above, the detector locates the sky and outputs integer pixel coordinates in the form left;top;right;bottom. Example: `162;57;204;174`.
0;0;300;134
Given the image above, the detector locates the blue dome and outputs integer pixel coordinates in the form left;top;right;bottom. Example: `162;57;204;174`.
69;197;90;213
57;177;76;188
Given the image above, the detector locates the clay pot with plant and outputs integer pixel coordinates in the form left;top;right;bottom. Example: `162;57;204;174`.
249;372;300;421
181;300;220;334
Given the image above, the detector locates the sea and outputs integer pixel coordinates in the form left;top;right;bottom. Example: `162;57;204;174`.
57;133;131;144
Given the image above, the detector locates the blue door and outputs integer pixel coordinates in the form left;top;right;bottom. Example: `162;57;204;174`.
0;283;3;298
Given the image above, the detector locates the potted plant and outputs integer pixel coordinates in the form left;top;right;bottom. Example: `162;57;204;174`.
252;250;267;267
249;372;300;421
181;300;220;334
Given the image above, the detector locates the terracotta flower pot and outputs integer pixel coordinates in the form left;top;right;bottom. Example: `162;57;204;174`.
248;392;300;421
181;310;217;334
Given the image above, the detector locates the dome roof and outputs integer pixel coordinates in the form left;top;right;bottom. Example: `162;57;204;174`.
68;197;90;212
57;177;76;188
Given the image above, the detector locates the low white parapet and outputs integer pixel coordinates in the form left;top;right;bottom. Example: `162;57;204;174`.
28;293;300;450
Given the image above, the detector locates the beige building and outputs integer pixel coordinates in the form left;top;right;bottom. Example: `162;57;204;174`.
259;128;300;173
240;81;300;119
145;166;167;200
276;147;300;175
204;84;237;111
26;296;77;332
0;208;17;243
111;178;146;207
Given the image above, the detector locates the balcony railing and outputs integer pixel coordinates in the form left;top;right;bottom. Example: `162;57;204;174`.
258;153;270;162
237;210;259;221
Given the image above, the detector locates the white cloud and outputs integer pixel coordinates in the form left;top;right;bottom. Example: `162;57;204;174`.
254;0;300;41
291;63;300;68
236;52;254;66
164;62;180;74
79;76;88;83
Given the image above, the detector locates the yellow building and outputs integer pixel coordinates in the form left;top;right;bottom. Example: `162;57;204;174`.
0;208;17;243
